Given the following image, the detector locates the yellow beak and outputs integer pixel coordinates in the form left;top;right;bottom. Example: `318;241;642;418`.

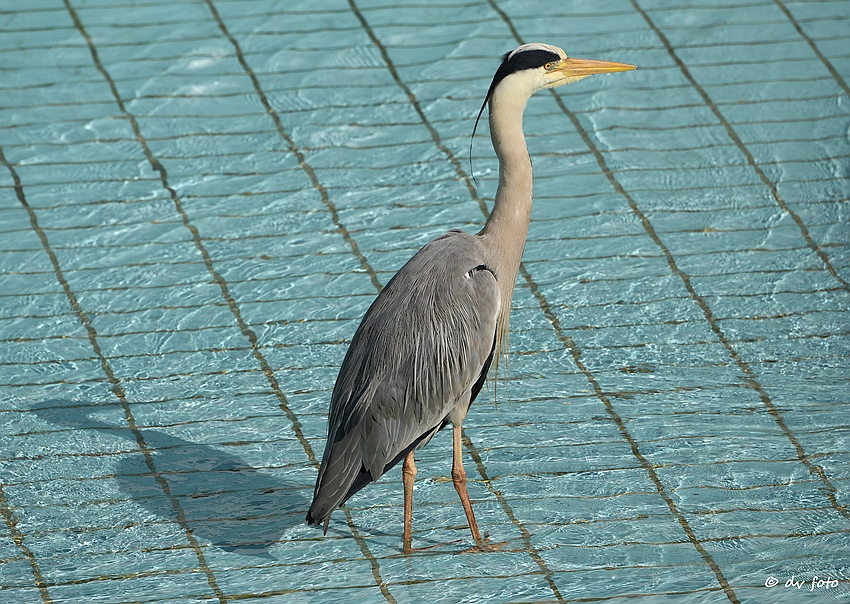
554;57;636;77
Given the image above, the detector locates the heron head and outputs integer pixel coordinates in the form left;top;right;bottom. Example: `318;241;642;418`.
468;43;634;182
472;43;635;134
490;42;636;98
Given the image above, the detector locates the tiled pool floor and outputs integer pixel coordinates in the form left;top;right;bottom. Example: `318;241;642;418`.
1;0;848;602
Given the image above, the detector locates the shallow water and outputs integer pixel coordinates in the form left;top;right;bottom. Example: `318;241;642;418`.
1;0;849;603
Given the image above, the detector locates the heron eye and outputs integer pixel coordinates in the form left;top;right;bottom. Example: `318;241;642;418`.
544;62;554;70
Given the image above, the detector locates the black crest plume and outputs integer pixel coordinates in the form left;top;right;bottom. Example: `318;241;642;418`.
468;48;562;185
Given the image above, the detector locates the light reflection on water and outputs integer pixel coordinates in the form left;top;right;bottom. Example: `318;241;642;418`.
1;0;848;602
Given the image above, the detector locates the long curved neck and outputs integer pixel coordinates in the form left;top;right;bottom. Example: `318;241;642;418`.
480;85;533;279
478;81;535;364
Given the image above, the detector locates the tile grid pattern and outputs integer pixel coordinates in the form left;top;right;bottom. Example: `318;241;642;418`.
1;0;848;602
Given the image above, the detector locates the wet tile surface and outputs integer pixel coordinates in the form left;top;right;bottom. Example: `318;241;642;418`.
1;0;848;602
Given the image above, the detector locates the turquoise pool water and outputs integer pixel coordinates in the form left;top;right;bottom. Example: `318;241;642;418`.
1;0;848;602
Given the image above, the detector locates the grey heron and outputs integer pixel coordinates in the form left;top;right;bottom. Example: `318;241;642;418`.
306;43;634;552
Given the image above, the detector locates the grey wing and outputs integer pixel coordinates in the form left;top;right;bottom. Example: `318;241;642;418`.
307;231;499;527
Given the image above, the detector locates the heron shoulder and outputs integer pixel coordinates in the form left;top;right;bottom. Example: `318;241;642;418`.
389;229;490;286
358;229;498;347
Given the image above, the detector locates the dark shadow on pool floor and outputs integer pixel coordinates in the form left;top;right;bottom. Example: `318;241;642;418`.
32;403;311;558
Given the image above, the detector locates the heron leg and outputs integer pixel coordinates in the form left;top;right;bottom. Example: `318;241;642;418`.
452;424;483;545
402;451;417;553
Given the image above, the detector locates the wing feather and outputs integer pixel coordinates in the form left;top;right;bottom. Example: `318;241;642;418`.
307;231;499;526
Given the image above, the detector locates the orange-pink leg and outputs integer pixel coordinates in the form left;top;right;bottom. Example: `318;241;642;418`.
402;451;417;553
452;424;483;545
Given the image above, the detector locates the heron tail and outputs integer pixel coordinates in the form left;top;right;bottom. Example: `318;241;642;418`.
306;430;372;531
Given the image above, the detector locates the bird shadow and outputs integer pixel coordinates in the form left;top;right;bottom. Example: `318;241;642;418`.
31;402;311;558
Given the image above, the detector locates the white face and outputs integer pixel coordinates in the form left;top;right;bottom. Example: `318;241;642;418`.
506;43;588;91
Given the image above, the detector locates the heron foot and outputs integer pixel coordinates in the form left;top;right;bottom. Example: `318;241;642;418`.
402;538;463;555
462;533;508;553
